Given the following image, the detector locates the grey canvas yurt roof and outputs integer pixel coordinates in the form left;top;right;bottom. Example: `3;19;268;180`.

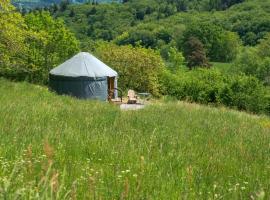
50;52;117;78
49;52;118;100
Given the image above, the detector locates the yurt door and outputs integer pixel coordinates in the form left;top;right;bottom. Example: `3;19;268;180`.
108;77;115;100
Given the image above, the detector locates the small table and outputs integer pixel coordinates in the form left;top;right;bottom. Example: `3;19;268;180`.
137;92;151;103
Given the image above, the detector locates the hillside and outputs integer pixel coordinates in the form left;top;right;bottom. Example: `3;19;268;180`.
54;0;270;48
0;78;269;199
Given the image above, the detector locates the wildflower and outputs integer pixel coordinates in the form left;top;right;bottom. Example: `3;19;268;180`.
241;187;246;190
256;190;265;199
132;174;138;178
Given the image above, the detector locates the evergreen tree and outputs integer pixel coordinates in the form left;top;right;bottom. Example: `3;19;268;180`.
183;37;210;69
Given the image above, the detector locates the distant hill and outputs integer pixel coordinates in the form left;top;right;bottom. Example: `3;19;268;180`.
12;0;121;9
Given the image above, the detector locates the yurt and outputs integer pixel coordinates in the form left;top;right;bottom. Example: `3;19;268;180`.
49;52;118;101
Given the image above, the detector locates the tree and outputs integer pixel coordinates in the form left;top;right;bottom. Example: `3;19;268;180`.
0;0;27;78
167;47;185;72
183;37;210;69
95;42;166;96
233;46;270;85
257;33;270;58
182;22;240;62
60;0;69;12
69;8;75;17
24;11;79;84
209;0;244;10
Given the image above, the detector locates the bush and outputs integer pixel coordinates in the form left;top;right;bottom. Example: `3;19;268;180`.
233;47;270;85
161;69;269;114
94;42;166;96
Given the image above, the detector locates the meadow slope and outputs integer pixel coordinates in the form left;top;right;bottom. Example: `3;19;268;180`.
0;78;269;199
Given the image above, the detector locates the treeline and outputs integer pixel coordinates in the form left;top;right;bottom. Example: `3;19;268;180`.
87;42;270;115
50;0;270;63
123;0;245;11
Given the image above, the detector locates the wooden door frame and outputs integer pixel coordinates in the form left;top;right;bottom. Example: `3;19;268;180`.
107;77;115;100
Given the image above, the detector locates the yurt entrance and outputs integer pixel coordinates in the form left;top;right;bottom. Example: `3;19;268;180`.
108;77;115;100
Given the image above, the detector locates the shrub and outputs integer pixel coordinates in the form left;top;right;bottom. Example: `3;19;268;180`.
183;37;210;69
161;69;269;114
233;47;270;85
95;42;166;96
219;75;268;113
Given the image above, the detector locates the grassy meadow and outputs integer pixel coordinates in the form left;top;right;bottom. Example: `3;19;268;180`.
0;78;270;199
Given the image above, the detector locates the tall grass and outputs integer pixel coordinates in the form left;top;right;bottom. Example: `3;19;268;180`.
0;78;270;199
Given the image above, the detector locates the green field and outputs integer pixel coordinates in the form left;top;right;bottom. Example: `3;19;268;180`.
0;78;270;199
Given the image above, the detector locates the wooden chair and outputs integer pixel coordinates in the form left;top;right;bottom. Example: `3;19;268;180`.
108;88;123;104
127;90;137;104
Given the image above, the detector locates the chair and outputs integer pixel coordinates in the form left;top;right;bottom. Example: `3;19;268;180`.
127;90;137;104
108;88;123;104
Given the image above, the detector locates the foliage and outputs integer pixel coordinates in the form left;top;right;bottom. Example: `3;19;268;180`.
55;3;135;41
24;11;79;84
0;78;270;199
0;1;79;84
161;69;269;114
166;47;185;72
52;0;256;63
257;33;270;58
182;22;240;62
233;45;270;85
0;0;27;75
94;42;165;96
183;37;210;69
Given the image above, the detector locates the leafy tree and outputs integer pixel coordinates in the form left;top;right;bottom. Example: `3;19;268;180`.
257;33;270;58
0;0;27;79
233;47;270;85
24;11;79;84
183;37;210;69
69;8;75;17
209;0;245;10
167;47;185;72
115;30;157;48
95;42;165;96
182;22;240;62
60;0;69;11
